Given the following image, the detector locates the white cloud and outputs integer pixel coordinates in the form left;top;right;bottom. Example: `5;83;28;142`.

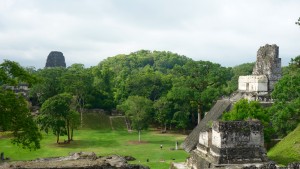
0;0;299;68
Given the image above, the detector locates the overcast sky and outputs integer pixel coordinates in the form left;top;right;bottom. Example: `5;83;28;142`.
0;0;299;69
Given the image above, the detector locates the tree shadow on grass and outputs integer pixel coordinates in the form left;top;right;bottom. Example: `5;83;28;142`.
51;139;120;148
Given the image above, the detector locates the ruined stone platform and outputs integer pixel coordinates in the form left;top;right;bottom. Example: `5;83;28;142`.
0;152;149;169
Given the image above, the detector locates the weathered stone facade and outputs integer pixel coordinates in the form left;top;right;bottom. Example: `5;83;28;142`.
252;44;281;91
239;44;281;94
179;44;289;169
186;121;268;169
183;44;282;154
238;75;268;92
0;152;150;169
45;51;66;68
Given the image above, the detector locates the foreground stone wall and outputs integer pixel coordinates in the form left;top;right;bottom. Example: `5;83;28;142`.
172;161;300;169
187;121;268;169
212;121;264;149
212;121;267;164
243;162;300;169
0;152;149;169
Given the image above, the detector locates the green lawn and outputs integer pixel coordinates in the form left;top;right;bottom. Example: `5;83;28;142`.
82;112;111;130
0;129;188;169
268;125;300;166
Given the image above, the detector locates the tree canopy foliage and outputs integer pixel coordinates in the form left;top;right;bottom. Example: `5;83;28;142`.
4;50;255;134
0;60;41;150
270;55;300;137
38;93;79;143
3;49;300;149
117;96;153;141
27;50;251;132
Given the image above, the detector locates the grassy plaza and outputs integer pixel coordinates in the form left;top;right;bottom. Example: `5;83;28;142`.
0;129;188;168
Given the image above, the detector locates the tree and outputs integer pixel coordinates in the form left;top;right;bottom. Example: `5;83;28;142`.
30;67;65;105
222;99;273;142
171;61;231;124
38;93;79;143
153;96;172;132
270;56;300;137
125;66;171;101
68;110;80;141
166;79;195;130
61;64;93;127
117;96;153;142
172;111;190;134
0;60;41;150
92;64;115;109
93;50;190;105
0;60;37;86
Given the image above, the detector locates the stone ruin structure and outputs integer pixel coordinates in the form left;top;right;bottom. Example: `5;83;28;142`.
181;100;232;153
45;51;66;68
4;83;29;98
182;44;282;153
238;44;281;101
186;120;268;169
0;152;149;169
178;44;284;169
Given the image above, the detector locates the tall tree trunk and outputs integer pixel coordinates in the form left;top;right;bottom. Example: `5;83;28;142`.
76;94;84;128
191;112;195;125
71;127;74;141
138;130;141;142
80;110;83;128
197;104;202;124
164;122;167;132
56;130;60;144
81;97;85;128
67;120;70;142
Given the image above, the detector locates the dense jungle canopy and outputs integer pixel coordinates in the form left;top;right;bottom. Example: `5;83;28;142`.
1;50;299;149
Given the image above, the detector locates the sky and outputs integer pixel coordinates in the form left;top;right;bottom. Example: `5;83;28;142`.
0;0;299;69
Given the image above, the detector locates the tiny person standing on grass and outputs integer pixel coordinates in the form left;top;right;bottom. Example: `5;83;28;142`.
160;144;162;150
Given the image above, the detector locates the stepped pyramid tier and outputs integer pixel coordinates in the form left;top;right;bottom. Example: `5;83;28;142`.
181;44;282;168
183;44;282;152
45;51;66;68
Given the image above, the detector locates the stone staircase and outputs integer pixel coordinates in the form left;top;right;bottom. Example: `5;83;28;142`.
181;99;232;152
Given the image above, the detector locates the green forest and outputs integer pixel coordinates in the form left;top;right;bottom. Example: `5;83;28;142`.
1;50;300;153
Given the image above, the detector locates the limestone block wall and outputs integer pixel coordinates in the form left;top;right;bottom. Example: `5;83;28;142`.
210;121;267;164
199;131;209;147
211;121;264;148
195;121;268;165
238;75;268;92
